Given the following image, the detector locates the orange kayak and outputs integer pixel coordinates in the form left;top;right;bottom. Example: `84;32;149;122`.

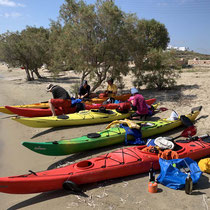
89;93;131;104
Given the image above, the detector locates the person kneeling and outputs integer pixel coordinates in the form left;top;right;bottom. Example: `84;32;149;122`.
47;84;71;116
129;87;149;120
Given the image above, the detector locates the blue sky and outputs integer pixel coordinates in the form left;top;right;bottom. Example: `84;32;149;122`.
0;0;209;54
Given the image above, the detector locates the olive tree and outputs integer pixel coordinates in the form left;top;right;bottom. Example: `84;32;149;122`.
129;19;170;88
140;49;181;89
50;0;130;91
0;26;49;81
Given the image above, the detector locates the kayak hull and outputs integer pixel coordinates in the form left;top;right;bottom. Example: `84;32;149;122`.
1;131;209;194
5;105;77;117
22;108;201;156
5;102;130;117
90;93;131;104
3;98;156;116
0;103;49;115
12;109;132;128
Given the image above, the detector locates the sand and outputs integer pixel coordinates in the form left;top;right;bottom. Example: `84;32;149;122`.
0;64;210;210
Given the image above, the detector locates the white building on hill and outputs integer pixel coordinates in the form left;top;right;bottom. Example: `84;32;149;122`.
167;45;189;51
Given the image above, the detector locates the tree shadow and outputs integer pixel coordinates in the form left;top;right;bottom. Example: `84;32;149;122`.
28;76;80;85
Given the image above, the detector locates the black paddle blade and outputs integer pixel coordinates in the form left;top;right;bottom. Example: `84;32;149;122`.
180;115;194;127
181;126;197;138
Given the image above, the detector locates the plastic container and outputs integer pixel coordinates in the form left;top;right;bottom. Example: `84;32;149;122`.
148;181;158;193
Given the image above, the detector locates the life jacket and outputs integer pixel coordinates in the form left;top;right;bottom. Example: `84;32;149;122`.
198;158;210;173
158;149;179;160
142;146;179;160
106;119;140;130
116;103;131;113
99;93;108;98
120;124;144;145
142;146;160;154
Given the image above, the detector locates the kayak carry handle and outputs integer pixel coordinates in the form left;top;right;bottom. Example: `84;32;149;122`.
28;170;38;176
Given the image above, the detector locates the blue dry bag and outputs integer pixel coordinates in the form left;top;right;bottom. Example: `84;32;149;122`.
157;157;202;190
120;124;145;145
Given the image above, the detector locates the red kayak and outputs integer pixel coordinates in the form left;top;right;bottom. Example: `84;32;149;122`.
5;98;156;117
0;131;209;194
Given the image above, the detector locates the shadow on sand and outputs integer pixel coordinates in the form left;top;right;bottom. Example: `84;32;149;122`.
7;172;148;210
7;190;88;210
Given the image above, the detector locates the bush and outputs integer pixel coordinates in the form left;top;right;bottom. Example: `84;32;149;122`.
134;49;181;90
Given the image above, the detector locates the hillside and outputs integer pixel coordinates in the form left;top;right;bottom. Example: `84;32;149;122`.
175;50;210;60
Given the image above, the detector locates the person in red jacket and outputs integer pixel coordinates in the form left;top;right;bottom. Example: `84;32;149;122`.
130;87;149;120
47;84;71;116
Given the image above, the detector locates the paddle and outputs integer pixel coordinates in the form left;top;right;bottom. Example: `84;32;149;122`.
180;115;194;127
171;126;197;141
186;134;209;142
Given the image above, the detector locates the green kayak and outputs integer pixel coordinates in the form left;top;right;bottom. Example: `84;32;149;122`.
22;107;201;156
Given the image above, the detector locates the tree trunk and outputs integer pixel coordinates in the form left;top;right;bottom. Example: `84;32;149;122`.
29;70;35;80
33;68;42;78
25;68;32;81
81;70;90;83
91;68;108;92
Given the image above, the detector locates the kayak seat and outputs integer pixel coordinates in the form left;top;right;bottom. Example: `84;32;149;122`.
87;133;101;138
57;115;69;119
172;143;183;152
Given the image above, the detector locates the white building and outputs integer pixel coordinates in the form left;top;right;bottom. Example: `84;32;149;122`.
167;45;189;51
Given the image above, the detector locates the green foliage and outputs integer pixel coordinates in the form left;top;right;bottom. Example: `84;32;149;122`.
137;49;181;90
69;82;81;98
130;19;170;88
50;0;130;91
0;27;49;81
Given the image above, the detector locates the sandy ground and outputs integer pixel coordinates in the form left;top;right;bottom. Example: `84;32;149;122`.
0;64;210;209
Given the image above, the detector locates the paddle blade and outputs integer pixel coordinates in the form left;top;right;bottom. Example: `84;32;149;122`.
181;126;197;138
180;115;194;127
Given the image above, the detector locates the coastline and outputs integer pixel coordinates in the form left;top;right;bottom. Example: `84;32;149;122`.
0;64;210;209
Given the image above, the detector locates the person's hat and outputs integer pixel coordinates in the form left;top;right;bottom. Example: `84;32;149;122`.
46;84;56;92
82;80;88;86
131;87;139;95
107;78;113;83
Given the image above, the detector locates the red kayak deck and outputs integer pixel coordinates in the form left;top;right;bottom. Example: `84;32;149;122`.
5;98;156;117
0;135;209;194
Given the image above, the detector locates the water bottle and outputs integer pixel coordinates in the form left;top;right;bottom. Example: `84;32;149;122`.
185;174;193;194
149;162;155;182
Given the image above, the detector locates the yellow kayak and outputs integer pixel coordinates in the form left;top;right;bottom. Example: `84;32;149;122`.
12;109;132;128
0;102;49;114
